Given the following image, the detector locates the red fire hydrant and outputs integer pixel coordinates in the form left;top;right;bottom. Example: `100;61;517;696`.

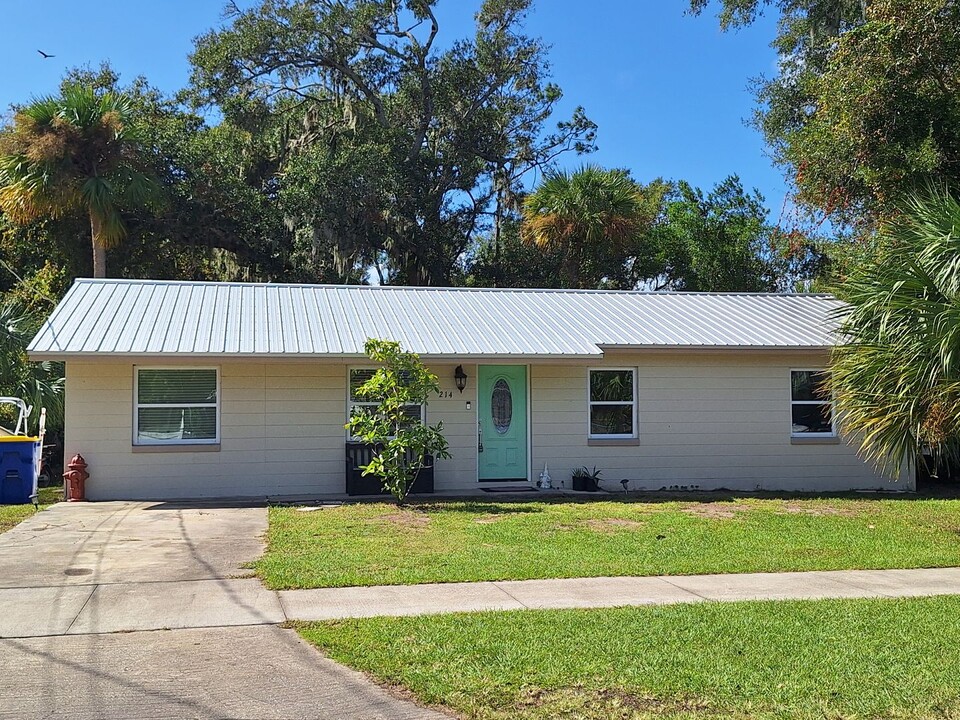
63;454;89;502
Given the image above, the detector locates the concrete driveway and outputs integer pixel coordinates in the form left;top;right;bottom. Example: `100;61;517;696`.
0;501;445;719
0;500;282;636
0;500;266;587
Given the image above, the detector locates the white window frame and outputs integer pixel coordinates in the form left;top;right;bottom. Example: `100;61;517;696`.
133;366;221;446
587;367;639;439
790;368;836;438
347;367;426;440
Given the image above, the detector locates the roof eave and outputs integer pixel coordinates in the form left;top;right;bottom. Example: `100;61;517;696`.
28;345;838;362
596;344;836;352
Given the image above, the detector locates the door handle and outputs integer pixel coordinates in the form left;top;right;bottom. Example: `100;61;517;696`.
478;421;484;453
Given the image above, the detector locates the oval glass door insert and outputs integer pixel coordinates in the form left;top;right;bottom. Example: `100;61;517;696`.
492;378;513;434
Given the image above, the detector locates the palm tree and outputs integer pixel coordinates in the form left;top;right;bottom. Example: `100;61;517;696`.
831;186;960;478
521;165;650;288
0;83;160;278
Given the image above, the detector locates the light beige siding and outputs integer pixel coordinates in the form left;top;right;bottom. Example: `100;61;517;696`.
65;359;478;500
418;363;478;491
65;352;909;500
66;360;347;499
530;351;911;492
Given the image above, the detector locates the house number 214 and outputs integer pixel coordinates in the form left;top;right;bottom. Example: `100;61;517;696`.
436;390;454;398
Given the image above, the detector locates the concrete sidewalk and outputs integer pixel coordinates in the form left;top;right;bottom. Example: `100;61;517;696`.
5;562;960;636
278;567;960;621
18;566;960;637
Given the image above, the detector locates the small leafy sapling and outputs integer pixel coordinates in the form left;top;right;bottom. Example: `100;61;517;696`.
346;339;451;504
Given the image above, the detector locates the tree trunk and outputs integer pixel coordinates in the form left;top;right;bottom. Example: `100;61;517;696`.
90;214;106;278
493;184;503;288
563;245;581;289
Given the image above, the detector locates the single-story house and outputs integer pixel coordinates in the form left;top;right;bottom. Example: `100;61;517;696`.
27;278;912;500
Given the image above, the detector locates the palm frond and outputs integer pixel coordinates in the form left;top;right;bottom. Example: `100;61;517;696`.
521;165;648;276
0;297;64;430
17;95;64;125
117;167;165;210
831;185;960;476
83;175;151;249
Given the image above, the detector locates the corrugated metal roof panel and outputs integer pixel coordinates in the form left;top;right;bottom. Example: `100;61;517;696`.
27;279;846;359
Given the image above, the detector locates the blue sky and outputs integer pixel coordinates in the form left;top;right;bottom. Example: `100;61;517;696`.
1;1;786;217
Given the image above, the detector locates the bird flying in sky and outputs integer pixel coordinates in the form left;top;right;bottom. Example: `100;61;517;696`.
37;50;55;59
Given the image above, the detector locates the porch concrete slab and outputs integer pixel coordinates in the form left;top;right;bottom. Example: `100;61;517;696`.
279;581;525;620
66;578;285;635
824;567;960;597
493;576;704;609
0;585;95;638
665;570;889;602
0;625;445;719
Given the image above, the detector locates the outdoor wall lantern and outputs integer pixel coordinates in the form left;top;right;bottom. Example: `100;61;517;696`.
454;365;468;393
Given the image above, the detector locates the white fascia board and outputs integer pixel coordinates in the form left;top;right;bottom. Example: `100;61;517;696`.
27;351;605;363
595;344;835;352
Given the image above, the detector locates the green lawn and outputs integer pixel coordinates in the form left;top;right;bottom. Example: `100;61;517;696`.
258;496;960;589
299;595;960;719
0;486;62;533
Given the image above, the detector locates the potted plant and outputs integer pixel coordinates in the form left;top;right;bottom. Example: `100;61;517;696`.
571;466;603;492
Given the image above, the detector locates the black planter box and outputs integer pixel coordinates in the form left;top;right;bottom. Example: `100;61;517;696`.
571;475;600;492
345;442;435;496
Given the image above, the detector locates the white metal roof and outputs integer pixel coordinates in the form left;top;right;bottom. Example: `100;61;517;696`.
27;279;845;360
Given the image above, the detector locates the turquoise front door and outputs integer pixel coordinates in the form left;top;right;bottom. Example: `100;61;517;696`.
478;365;528;481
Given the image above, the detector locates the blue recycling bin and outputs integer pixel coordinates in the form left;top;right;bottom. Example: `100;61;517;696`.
0;437;39;504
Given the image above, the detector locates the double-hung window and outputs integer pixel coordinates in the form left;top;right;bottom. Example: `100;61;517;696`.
790;369;835;437
348;368;424;439
588;368;637;438
134;368;219;445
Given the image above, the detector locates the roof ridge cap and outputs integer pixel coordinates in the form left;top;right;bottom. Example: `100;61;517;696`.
71;279;837;299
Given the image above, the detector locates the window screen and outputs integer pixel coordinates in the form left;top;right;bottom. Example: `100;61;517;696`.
790;370;834;436
348;368;423;439
135;368;218;444
589;369;637;438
